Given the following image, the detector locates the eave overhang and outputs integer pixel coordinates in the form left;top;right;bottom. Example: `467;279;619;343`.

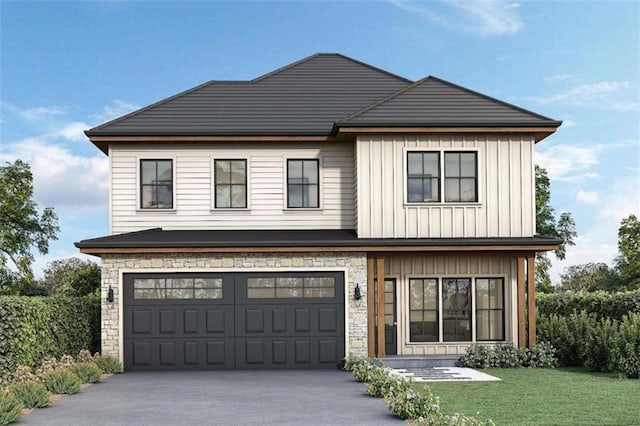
75;229;562;257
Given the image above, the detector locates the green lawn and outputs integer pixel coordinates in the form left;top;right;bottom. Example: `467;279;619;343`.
421;368;640;425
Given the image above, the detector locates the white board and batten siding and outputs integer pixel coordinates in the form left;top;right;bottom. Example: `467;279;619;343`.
356;135;536;239
109;143;355;234
384;254;518;356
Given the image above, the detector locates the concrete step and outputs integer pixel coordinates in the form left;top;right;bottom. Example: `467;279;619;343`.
377;355;460;368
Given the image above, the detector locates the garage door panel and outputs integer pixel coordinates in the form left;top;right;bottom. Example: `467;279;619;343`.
131;310;153;334
159;342;176;365
318;308;338;332
159;310;176;334
206;309;228;333
244;309;266;333
272;309;287;332
295;340;311;363
184;309;199;333
295;309;311;332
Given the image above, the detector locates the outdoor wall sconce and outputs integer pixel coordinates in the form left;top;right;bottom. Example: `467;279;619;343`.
354;283;362;300
107;286;114;303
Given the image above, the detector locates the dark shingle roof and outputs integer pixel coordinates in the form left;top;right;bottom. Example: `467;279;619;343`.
85;54;560;138
75;228;562;250
339;76;560;127
86;54;410;136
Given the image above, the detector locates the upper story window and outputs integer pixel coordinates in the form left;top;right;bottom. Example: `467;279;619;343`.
287;159;319;208
214;159;247;208
407;152;440;202
140;159;173;209
444;152;477;202
406;151;477;204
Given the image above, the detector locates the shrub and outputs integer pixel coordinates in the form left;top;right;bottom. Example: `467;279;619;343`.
537;290;640;321
537;312;594;366
524;342;558;368
615;315;640;379
94;355;123;374
42;369;81;395
76;349;98;364
0;391;22;425
9;380;50;409
342;355;370;372
388;387;441;421
489;344;525;368
459;344;491;368
71;363;102;384
0;295;100;377
582;318;619;372
366;369;411;398
10;365;37;384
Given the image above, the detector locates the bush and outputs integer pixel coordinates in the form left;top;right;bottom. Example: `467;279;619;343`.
76;350;98;364
538;290;640;321
615;315;640;378
537;312;594;366
0;295;100;377
42;369;81;395
9;380;50;409
459;343;557;369
342;355;370;372
524;341;558;368
366;369;411;399
0;391;22;425
388;387;441;421
582;318;619;372
94;355;123;374
71;363;102;384
458;345;492;368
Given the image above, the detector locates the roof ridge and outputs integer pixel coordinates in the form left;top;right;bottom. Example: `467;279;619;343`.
339;76;428;122
252;53;412;84
86;80;218;135
426;76;558;122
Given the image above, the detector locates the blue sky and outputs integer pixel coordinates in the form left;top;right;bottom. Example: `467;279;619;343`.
1;1;639;284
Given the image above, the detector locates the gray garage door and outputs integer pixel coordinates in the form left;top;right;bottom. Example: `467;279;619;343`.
123;272;344;371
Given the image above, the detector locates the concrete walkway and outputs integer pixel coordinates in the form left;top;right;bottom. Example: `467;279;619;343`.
19;370;402;425
390;367;501;382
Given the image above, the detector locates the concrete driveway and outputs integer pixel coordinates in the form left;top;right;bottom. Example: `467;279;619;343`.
20;370;402;425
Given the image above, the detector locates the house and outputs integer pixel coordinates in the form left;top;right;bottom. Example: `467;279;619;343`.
76;53;562;371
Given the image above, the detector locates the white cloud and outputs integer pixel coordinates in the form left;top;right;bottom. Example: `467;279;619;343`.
20;105;67;121
544;74;574;82
0;137;108;210
91;99;140;124
388;0;523;36
532;81;638;109
57;121;91;141
576;190;598;204
535;144;599;182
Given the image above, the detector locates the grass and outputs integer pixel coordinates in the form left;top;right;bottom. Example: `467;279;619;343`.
420;368;640;425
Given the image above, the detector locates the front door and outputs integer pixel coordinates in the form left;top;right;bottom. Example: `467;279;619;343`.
375;278;397;355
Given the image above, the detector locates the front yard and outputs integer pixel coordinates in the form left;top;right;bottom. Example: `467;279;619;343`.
422;368;639;425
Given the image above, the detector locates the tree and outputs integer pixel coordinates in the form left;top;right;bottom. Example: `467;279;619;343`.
558;262;619;292
535;165;577;291
39;257;101;296
0;160;59;284
615;214;640;290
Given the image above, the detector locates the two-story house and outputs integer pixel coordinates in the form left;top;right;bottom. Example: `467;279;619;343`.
76;54;562;371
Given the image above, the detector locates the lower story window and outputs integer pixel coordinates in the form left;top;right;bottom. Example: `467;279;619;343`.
408;277;505;343
476;278;505;341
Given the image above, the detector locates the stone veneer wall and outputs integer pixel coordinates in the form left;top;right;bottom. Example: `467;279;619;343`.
100;252;368;361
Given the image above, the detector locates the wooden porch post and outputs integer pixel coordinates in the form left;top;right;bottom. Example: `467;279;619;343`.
527;254;536;348
517;256;526;348
366;257;376;357
376;257;386;358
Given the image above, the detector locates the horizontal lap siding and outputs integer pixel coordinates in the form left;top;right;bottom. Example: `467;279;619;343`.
356;135;535;238
110;143;354;234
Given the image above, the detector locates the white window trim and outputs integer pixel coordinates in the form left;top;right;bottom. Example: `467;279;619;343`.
136;156;177;213
403;147;482;207
282;155;323;211
211;156;251;211
404;274;507;345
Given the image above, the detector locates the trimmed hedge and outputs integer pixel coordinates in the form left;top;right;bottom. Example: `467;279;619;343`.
0;295;100;378
537;290;640;321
